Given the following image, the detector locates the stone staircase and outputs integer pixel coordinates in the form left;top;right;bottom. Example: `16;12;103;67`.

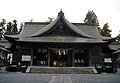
26;66;97;74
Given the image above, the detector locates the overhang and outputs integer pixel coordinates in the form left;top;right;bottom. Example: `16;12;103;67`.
17;37;106;43
0;46;10;52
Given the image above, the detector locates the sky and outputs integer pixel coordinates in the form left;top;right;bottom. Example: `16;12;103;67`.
0;0;120;37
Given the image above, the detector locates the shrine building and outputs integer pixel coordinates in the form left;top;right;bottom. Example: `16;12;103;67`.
5;10;116;67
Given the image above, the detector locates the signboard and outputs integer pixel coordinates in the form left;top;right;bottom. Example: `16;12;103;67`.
104;58;112;62
22;55;31;61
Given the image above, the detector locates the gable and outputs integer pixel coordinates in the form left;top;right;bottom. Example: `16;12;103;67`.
29;11;92;38
42;20;81;37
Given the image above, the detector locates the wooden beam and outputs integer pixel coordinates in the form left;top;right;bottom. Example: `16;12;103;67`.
30;48;33;66
89;48;92;66
72;50;75;67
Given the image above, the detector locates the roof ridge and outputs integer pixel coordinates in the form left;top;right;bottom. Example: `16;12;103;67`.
28;11;93;38
25;22;49;25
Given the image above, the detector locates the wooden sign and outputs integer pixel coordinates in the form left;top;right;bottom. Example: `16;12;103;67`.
22;55;31;61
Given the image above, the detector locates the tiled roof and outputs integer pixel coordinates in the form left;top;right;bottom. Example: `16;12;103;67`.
5;11;114;43
0;38;11;48
109;42;120;50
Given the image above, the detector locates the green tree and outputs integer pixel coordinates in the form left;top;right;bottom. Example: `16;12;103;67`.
84;10;102;33
12;20;18;34
84;10;99;26
100;23;112;37
0;19;6;38
5;22;12;34
116;33;120;42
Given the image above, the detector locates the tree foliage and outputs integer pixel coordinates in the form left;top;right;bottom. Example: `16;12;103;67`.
5;20;19;35
6;22;12;34
84;10;102;34
100;23;112;37
116;33;120;42
84;10;99;26
12;20;18;34
0;19;21;37
0;19;6;38
84;10;112;37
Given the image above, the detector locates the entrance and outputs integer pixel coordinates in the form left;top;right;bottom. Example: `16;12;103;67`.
74;49;89;66
32;47;89;67
50;49;72;67
33;48;48;66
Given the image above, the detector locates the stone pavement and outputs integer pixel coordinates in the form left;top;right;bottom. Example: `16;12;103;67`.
0;72;120;83
49;74;72;83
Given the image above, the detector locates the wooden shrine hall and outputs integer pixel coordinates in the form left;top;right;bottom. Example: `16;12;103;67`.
5;10;116;67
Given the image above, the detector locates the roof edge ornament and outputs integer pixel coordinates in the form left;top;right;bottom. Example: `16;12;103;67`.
58;9;64;16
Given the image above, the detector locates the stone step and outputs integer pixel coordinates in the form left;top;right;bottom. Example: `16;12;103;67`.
0;67;7;73
26;66;95;74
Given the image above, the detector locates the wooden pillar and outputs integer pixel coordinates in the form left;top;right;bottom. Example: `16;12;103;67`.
48;49;50;67
99;46;102;62
18;46;21;62
89;48;92;66
30;48;33;65
72;50;75;67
